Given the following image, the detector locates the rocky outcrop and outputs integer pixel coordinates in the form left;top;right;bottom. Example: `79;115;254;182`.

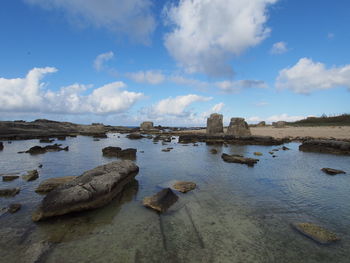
35;176;76;194
273;121;286;128
172;181;196;193
92;133;108;139
321;168;346;175
8;203;21;213
102;147;137;159
299;140;350;155
206;113;223;135
221;154;259;167
226;118;251;136
32;160;139;221
25;144;69;154
1;174;19;182
127;133;144;140
292;223;340;244
22;170;39;181
0;188;20;197
257;121;266;127
143;188;178;213
140;121;154;131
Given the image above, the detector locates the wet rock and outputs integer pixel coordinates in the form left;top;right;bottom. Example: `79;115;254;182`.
269;151;274;155
282;146;290;150
56;136;66;140
210;149;218;154
22;170;39;181
39;138;54;143
143;188;178;213
321;168;346;175
292;223;340;244
24;241;52;263
226;118;251;136
93;138;100;141
102;146;122;156
172;181;196;193
35;176;76;194
8;203;21;213
0;188;20;197
254;152;263;156
25;144;69;154
140;121;154;131
221;153;259;167
127;133;144;140
0;142;3;151
206;113;223;135
38;164;43;168
102;147;137;159
299;140;350;155
2;175;20;182
92;133;108;139
32;160;139;221
162;148;171;152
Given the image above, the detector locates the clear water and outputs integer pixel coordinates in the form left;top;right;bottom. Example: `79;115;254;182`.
0;134;350;263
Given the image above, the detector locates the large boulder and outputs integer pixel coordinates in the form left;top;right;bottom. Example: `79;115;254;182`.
35;176;76;194
221;153;259;167
140;121;154;131
206;113;223;135
226;118;251;136
32;160;139;221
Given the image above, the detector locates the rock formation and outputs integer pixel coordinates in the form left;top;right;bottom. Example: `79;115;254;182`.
102;147;137;159
299;140;350;155
143;188;178;213
321;168;346;175
22;170;39;181
1;175;19;182
35;176;76;194
226;118;251;136
140;121;154;131
0;188;20;197
206;113;223;135
25;144;69;155
32;160;139;221
221;154;259;167
172;181;196;193
292;223;340;244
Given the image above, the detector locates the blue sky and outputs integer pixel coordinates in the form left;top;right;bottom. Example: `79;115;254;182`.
0;0;349;126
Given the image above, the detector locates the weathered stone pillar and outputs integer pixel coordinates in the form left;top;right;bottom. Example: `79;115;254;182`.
206;113;223;134
226;118;251;136
140;121;154;131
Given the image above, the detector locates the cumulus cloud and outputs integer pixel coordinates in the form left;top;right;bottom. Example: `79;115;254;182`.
126;70;165;85
247;114;305;123
24;0;156;43
270;41;288;54
216;80;267;93
164;0;278;77
94;51;114;71
276;58;350;94
0;68;143;114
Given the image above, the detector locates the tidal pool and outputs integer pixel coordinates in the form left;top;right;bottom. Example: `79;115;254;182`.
0;134;349;262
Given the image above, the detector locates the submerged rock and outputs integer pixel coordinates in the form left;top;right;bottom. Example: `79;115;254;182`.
25;144;69;154
22;170;39;181
321;168;346;175
299;140;350;155
172;181;196;193
0;188;20;197
32;160;139;221
292;223;340;244
1;174;20;182
143;188;179;213
102;147;137;159
56;136;66;140
226;117;251;136
221;153;259;167
35;176;76;194
210;149;218;154
8;203;21;213
254;152;263;156
207;113;224;135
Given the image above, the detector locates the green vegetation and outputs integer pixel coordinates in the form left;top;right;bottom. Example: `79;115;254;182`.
287;114;350;126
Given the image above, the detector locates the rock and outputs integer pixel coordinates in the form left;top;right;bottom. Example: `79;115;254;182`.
56;136;66;140
269;152;274;155
35;176;76;194
22;170;39;181
0;188;20;197
257;121;266;127
282;146;290;150
38;164;43;168
93;138;100;141
102;147;137;159
162;148;171;152
140;121;154;131
2;175;20;182
299;140;350;155
254;152;263;156
8;203;21;213
272;155;277;158
92;133;108;139
32;160;139;221
206;113;224;135
221;153;259;167
210;149;218;154
321;168;346;175
226;118;251;136
0;142;3;150
273;121;286;128
143;188;178;213
127;133;144;140
39;138;54;143
25;144;69;154
172;181;196;193
292;223;340;244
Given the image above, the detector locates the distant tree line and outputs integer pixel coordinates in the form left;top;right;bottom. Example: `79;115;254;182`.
287;113;350;126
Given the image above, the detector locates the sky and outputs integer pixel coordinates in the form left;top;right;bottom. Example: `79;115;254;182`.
0;0;349;126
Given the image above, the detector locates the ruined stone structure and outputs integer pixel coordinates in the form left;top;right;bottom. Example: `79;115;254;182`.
226;118;251;136
140;121;154;131
206;114;223;135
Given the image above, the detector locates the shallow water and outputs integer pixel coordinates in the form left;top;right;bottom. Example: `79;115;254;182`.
0;134;350;263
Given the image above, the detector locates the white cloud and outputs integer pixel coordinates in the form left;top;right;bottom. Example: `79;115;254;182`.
211;102;225;113
270;41;288;54
94;51;114;71
24;0;156;43
169;75;210;89
216;80;267;93
247;114;305;123
276;58;350;94
164;0;278;77
0;68;143;114
149;94;212;117
126;70;165;85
